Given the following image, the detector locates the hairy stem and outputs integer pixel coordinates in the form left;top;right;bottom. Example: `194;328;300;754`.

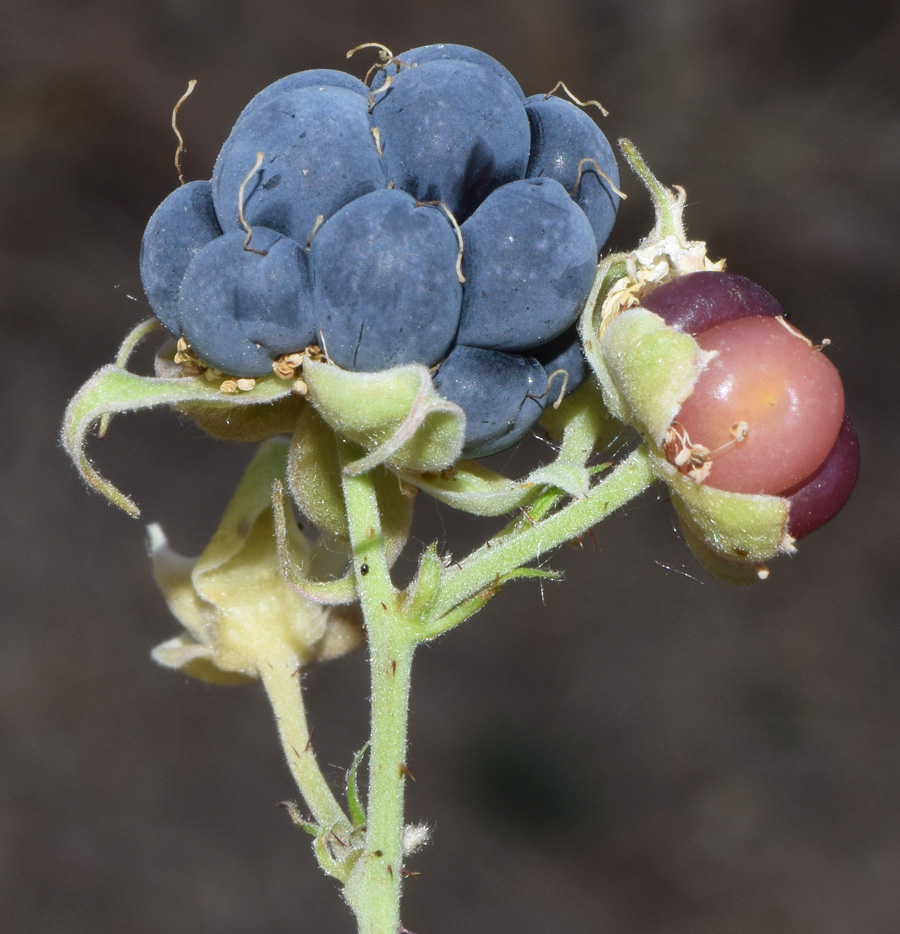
339;441;417;934
428;446;655;629
619;138;681;240
345;634;415;934
324;444;653;930
260;653;351;832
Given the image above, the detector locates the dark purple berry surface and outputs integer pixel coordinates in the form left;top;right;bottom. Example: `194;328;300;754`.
785;414;860;539
370;58;530;219
310;189;462;371
456;177;597;351
640;271;784;335
432;345;548;458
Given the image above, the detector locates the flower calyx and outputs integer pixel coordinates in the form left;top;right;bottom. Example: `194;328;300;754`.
149;438;363;684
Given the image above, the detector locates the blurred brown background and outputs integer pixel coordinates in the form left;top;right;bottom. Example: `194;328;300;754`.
3;1;899;931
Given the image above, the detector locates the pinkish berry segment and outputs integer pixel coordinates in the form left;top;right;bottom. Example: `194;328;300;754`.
674;316;845;496
646;271;857;537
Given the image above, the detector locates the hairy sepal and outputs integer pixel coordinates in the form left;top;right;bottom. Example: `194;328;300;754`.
149;438;362;684
63;362;295;517
586;307;709;445
653;452;794;581
302;359;465;474
394;381;620;515
395;460;540;517
287;406;413;563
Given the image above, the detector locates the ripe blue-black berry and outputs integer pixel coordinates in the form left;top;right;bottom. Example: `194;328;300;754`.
141;46;621;457
524;94;620;249
179;227;315;377
212;86;386;243
432;345;548;458
371;58;531;218
531;326;588;400
369;44;525;101
310;189;462;371
456;177;597;351
233;69;369;127
140;180;222;336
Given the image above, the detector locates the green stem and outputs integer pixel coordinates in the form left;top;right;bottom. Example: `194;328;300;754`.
327;444;653;930
619;138;683;240
346;635;415;934
259;653;351;832
428;446;655;632
339;441;417;934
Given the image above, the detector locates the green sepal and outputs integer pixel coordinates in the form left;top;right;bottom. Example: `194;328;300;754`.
676;521;771;586
396;381;619;519
178;392;305;441
368;467;414;568
287;405;349;541
286;407;413;564
592;307;707;445
652;451;794;581
149;439;364;684
150;339;306;441
97;317;163;438
302;358;465;474
538;379;618;450
62;362;295;517
395;461;540;517
346;744;370;829
530;380;618;501
403;544;444;620
577;139;725;449
271;479;359;606
150;632;257;686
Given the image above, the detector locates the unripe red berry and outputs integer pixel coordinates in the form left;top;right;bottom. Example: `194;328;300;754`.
671;315;845;496
642;272;857;537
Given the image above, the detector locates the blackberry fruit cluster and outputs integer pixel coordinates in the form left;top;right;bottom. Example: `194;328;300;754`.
139;43;620;457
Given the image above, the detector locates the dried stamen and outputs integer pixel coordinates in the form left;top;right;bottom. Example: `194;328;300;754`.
664;419;749;483
371;125;383;157
346;41;396;65
346;41;411;93
776;314;831;351
219;377;256;394
273;352;305;380
173;336;204;375
528;368;570;409
367;74;393;111
173;337;227;382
